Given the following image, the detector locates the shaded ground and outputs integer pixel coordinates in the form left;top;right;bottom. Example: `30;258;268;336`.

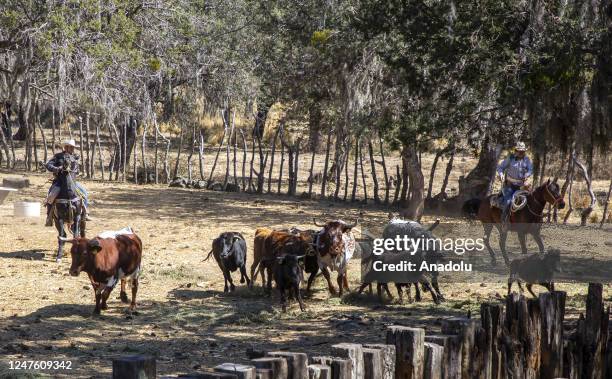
0;174;611;378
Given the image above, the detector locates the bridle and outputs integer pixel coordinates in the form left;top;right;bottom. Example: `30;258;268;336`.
525;183;563;217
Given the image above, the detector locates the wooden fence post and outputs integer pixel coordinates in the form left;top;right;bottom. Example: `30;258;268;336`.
308;364;331;379
539;291;566;379
252;357;288;379
267;352;308;379
386;326;425;379
362;344;395;379
362;348;382;379
215;363;257;379
423;342;443;379
112;355;156;379
331;343;363;379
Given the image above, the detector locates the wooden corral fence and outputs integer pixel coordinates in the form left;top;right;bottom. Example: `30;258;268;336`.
111;283;611;379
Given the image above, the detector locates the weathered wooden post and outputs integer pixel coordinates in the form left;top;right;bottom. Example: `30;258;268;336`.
480;302;504;379
578;283;609;379
252;356;288;379
423;342;443;379
424;336;451;379
362;348;382;379
441;317;478;378
308;364;331;379
268;352;308;379
331;343;363;379
386;326;425;379
539;291;566;379
112;355;156;379
184;371;239;379
503;293;543;379
362;344;395;379
311;357;352;379
215;363;257;379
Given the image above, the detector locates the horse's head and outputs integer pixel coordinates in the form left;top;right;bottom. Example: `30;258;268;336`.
540;178;565;209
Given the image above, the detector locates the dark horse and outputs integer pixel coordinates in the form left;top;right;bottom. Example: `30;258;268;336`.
466;178;565;266
52;162;86;263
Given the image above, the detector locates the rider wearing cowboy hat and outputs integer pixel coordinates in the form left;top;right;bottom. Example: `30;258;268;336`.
44;139;91;227
496;141;533;227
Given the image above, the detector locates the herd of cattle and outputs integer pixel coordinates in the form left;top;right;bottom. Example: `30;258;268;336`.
55;217;559;315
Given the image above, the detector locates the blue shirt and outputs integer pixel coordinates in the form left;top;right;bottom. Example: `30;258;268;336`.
497;154;533;183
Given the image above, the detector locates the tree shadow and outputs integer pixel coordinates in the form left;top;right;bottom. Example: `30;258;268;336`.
0;249;46;260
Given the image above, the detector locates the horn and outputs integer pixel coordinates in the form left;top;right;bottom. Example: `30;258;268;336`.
58;236;75;243
427;219;440;232
313;217;326;227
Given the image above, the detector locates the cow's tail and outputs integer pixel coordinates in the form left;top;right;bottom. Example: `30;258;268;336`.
203;249;214;262
462;198;481;219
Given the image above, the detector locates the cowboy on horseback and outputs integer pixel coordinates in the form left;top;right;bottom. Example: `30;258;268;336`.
44;139;91;227
496;141;533;228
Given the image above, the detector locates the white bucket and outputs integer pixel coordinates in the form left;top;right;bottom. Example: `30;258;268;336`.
14;201;41;218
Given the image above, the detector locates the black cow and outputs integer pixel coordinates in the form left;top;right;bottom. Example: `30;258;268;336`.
273;254;306;312
205;232;250;292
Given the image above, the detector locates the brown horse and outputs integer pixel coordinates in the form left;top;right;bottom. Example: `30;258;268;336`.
467;178;565;266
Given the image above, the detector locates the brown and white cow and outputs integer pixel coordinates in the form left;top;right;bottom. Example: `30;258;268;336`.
311;218;357;296
61;229;142;314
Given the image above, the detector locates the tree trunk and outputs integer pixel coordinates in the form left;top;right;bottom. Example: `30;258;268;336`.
351;139;359;202
343;139;351;201
308;102;323;152
359;140;368;203
378;136;390;205
223;110;232;188
393;165;402;204
399;143;425;222
85;112;92;178
140;120;148;183
172;125;184;181
187;125;196;182
197;130;204;182
208;125;226;187
249;133;256;192
457;134;502;203
233;123;238;186
95;120;104;180
154;121;160;184
367;140;380;203
307;148;316;197
321;128;333;198
79;116;85;175
573;154;596;226
239;129;247;191
268;127;281;193
278;133;285;194
439;147;455;198
133;124;138;184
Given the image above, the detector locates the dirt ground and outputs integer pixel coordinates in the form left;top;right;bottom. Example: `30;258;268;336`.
0;173;611;378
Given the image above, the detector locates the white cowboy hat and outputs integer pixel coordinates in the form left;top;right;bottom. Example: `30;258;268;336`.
63;139;78;148
514;141;527;151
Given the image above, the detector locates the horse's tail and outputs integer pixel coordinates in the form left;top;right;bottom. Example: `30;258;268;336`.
462;198;481;219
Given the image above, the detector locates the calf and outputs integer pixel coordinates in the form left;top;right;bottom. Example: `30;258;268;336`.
508;249;560;297
62;230;142;314
205;232;250;292
273;254;306;312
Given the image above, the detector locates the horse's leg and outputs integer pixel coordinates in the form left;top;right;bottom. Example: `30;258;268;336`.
394;283;404;304
431;275;444;301
414;282;422;302
498;229;511;266
532;231;545;253
517;232;528;254
420;278;440;304
55;218;65;262
482;223;497;265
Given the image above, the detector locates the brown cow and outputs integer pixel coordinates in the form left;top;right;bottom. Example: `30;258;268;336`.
61;231;142;314
250;228;314;293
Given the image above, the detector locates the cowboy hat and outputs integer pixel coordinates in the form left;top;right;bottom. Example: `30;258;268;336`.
63;139;78;148
514;141;527;151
